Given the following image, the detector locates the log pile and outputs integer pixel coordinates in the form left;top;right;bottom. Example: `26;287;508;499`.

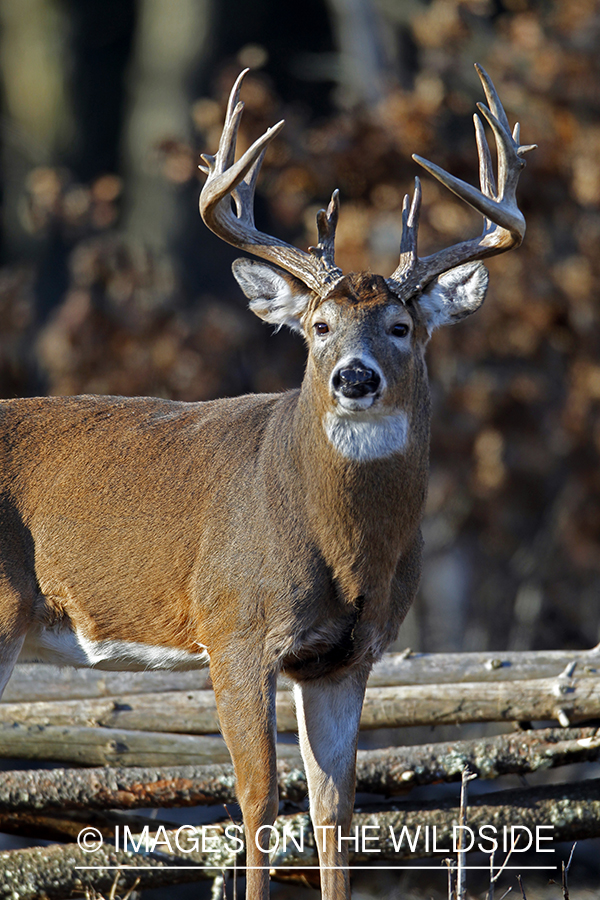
0;647;599;897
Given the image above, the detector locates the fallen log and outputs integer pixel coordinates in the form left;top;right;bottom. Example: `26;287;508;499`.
0;813;89;844
2;779;600;899
1;665;211;703
4;645;599;703
0;691;223;733
351;674;600;729
0;723;300;768
1;673;598;737
0;726;598;812
0;809;181;844
368;645;600;687
356;724;600;793
0;833;223;900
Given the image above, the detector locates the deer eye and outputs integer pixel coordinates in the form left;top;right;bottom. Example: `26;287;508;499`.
391;323;410;338
314;322;329;335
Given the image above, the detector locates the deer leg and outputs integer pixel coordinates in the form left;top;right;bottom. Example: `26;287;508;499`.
210;655;279;900
294;669;369;900
0;585;28;699
0;510;39;698
0;632;24;699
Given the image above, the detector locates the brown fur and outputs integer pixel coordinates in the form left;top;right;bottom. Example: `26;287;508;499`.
0;267;436;899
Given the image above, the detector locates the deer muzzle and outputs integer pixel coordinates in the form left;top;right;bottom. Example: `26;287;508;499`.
332;360;381;400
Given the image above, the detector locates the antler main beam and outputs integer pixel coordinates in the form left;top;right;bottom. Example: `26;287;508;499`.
199;70;342;296
388;64;536;295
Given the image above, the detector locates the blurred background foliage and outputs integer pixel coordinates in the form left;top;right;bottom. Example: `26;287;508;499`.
0;0;598;657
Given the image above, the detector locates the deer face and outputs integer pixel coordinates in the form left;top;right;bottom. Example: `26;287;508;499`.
232;259;488;461
306;276;419;462
305;274;417;414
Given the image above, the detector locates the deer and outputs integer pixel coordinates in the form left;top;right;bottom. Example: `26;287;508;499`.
0;65;533;898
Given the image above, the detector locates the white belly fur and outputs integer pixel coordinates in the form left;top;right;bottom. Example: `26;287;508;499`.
19;624;210;671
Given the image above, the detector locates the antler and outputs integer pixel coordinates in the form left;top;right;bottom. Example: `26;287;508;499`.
388;63;536;295
199;70;342;296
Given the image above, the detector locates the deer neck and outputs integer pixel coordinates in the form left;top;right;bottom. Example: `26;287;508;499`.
285;369;431;603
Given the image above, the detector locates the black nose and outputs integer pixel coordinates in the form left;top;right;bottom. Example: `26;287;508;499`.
332;360;381;398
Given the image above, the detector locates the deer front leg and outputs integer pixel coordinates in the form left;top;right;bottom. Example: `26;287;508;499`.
0;631;24;699
294;669;369;900
210;655;279;900
0;579;31;699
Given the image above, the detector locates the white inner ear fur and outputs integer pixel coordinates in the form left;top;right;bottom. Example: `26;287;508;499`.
232;259;312;334
418;261;489;334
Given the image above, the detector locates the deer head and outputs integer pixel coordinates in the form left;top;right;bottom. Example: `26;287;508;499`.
199;66;534;463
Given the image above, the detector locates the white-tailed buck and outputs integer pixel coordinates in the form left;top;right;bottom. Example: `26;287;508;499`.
0;66;533;897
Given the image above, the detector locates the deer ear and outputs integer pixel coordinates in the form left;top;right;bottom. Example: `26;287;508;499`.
232;259;313;334
417;261;489;333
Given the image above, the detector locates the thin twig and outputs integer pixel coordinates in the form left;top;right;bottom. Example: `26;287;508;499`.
456;767;477;900
108;871;119;900
82;873;140;900
210;874;225;900
486;850;496;900
233;845;237;900
444;857;456;900
490;829;526;886
561;842;577;900
121;879;140;900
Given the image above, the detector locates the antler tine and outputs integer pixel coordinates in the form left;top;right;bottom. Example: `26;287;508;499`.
199;70;248;178
403;177;422;253
389;64;536;294
390;178;422;284
222;69;247;172
474;113;495;235
474;114;495;199
474;62;511;139
411;145;523;237
475;101;520;205
231;142;264;226
310;190;343;275
200;70;343;296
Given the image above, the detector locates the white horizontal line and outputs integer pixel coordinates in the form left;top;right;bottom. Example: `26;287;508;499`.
76;865;558;871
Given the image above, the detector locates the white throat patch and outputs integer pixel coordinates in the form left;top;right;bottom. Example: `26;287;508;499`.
323;410;410;462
